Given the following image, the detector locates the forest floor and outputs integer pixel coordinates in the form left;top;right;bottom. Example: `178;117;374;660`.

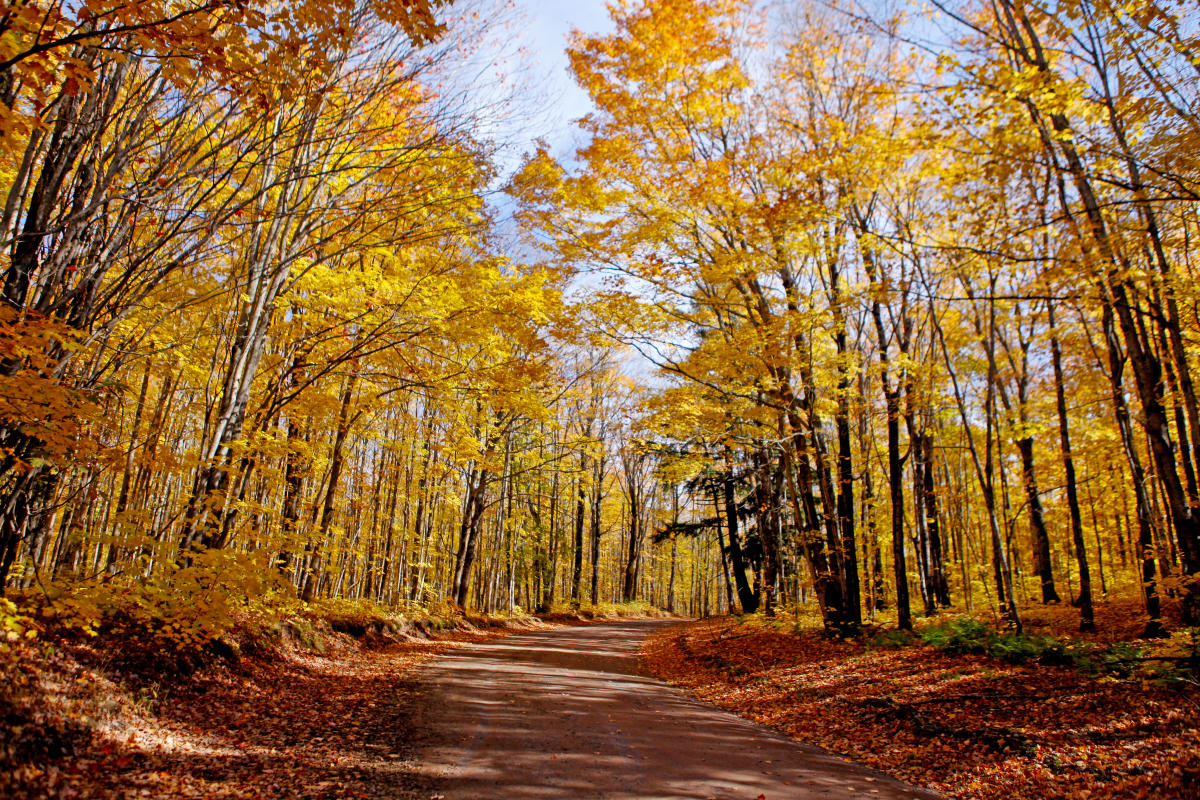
0;608;662;800
6;599;1197;800
641;604;1200;800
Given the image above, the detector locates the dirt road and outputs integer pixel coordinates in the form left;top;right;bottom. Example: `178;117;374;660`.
404;619;938;799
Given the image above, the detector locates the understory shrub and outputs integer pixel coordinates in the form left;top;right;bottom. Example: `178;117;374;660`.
917;617;1151;677
25;549;292;670
919;617;993;654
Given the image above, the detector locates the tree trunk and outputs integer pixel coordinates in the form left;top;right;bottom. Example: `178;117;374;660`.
451;467;489;608
572;464;585;604
300;371;358;603
1049;304;1092;629
589;448;605;606
722;467;758;613
1101;309;1166;637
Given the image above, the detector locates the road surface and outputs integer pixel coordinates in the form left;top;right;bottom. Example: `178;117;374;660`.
403;619;939;799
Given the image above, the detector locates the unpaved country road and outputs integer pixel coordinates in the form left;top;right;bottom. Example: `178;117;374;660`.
403;619;938;799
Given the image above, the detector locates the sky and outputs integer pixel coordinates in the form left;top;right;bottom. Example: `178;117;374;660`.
444;0;662;376
427;0;616;255
510;0;613;154
444;0;615;170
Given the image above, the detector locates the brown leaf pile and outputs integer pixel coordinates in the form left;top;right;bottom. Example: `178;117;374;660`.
641;619;1200;800
0;626;512;800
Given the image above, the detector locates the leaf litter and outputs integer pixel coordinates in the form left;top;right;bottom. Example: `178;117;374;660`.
641;618;1200;800
0;623;523;800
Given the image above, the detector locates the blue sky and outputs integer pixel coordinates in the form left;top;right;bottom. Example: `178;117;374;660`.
517;0;614;149
424;0;618;182
448;0;616;170
432;0;616;251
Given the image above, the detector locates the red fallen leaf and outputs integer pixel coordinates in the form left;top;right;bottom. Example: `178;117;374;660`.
644;618;1200;800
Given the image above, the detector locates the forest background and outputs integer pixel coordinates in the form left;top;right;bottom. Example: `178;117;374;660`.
0;0;1198;666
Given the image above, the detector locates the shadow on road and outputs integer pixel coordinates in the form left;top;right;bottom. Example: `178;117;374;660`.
405;619;939;800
